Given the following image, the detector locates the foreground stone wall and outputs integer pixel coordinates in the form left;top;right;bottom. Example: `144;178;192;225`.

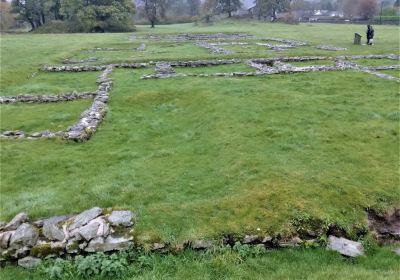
1;207;398;268
0;208;135;267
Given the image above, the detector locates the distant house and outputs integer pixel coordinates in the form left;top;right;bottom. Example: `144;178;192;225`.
233;0;255;17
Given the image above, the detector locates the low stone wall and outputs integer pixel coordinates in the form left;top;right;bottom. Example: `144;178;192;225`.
316;45;347;51
256;42;296;51
63;66;113;142
3;207;398;268
196;42;232;54
0;92;97;104
1;67;113;141
0;208;135;267
261;38;308;47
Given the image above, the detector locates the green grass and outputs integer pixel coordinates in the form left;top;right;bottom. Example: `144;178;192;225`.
379;69;400;78
0;100;92;132
0;247;399;280
2;72;99;96
0;21;399;243
352;58;400;67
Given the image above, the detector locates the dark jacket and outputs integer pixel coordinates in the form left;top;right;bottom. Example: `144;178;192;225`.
367;27;374;39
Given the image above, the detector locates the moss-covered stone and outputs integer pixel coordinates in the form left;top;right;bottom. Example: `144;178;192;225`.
30;243;64;257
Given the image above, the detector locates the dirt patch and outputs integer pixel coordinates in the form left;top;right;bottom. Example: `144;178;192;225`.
367;209;400;243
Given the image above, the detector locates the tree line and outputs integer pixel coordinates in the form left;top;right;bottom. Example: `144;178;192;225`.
4;0;399;32
9;0;135;32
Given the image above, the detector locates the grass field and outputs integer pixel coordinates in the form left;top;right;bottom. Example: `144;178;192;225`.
1;246;399;280
0;20;399;278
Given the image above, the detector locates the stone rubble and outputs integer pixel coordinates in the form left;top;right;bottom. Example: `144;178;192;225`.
137;43;146;51
0;208;135;266
362;69;400;82
155;62;176;75
196;41;232;54
63;66;113;142
257;42;296;51
316;45;347;51
0;92;97;104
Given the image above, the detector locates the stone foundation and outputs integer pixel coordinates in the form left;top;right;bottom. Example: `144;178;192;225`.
2;54;399;142
0;92;97;104
0;208;135;265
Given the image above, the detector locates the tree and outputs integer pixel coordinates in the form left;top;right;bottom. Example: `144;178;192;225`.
202;0;217;22
145;0;157;27
11;0;48;30
358;0;378;19
342;0;360;18
1;0;16;31
215;0;241;17
254;0;292;21
188;0;201;17
60;0;135;32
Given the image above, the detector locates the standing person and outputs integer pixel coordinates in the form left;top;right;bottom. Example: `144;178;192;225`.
367;25;374;45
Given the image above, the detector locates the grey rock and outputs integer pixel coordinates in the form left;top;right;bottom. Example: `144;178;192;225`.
108;210;134;227
84;237;105;252
0;231;14;249
279;237;303;248
4;212;28;231
137;43;146;51
18;256;42;269
33;215;70;228
191;240;213;250
79;241;88;250
262;236;273;243
242;235;260;244
152;243;166;251
9;223;38;247
85;235;133;252
327;236;364;257
90;217;110;237
68;207;102;230
394;248;400;256
43;222;65;242
76;222;100;241
0;221;6;230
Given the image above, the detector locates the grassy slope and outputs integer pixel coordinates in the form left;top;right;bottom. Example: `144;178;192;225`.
0;22;399;243
0;247;399;280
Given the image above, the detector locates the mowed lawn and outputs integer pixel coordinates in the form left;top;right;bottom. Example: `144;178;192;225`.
0;22;399;243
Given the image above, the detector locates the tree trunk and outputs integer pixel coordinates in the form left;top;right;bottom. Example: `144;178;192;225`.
41;12;46;24
228;11;232;17
151;20;155;28
28;19;35;31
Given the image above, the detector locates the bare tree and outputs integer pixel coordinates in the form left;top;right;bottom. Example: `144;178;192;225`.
358;0;378;19
145;0;157;27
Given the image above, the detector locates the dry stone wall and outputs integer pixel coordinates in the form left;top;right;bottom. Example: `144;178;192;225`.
4;206;398;269
0;92;97;104
0;208;135;266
